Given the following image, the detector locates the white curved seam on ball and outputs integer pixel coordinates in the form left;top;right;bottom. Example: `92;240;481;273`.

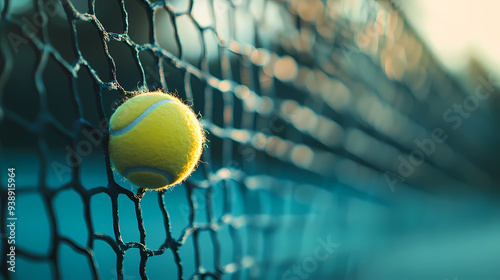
123;166;175;183
109;99;174;136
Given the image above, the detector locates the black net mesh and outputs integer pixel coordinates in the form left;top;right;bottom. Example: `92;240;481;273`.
1;0;499;279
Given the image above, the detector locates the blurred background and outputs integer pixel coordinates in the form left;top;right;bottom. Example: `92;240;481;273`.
1;0;499;279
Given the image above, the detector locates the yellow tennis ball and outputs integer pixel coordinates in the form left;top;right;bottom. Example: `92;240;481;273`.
108;91;204;190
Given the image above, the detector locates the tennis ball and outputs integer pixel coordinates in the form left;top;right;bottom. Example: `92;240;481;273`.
108;91;204;190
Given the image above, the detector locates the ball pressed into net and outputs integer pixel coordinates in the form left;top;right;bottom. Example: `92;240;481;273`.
108;91;204;190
